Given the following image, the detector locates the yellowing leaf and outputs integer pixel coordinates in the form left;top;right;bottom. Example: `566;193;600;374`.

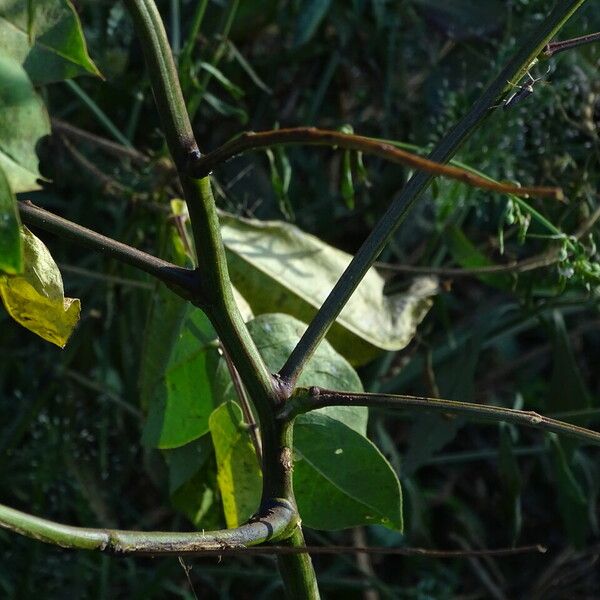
0;227;80;347
209;402;262;528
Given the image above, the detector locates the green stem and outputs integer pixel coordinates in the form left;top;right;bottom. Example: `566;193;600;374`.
0;499;295;554
277;0;588;389
123;0;197;169
277;528;321;600
282;388;600;446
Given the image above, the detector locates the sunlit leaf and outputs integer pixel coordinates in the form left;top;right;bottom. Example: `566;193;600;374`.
214;313;368;434
0;0;101;84
0;227;79;347
221;214;438;365
294;413;403;531
0;55;50;192
209;401;262;528
141;305;221;449
0;164;22;274
139;223;253;449
214;313;402;530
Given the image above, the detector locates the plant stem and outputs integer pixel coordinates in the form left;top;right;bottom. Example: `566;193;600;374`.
282;388;600;446
122;1;315;594
277;0;589;390
123;0;197;170
188;128;563;200
0;499;295;554
18;201;198;298
544;31;600;57
277;527;321;600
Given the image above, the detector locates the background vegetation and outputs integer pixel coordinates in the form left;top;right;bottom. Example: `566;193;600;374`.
1;0;599;597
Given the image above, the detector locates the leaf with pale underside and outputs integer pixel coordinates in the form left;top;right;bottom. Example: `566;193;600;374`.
0;56;50;192
221;213;438;365
0;226;80;347
0;0;101;84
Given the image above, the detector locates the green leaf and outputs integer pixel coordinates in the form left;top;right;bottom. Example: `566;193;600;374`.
0;226;80;347
498;424;522;543
141;305;221;449
265;147;293;220
203;92;248;124
209;402;262;529
340;150;355;210
294;413;403;531
213;313;401;530
214;313;368;434
293;0;332;46
549;434;589;547
0;55;50;192
548;311;591;414
221;213;438;365
139;235;253;449
0;0;101;84
412;0;505;40
164;436;224;530
447;226;510;289
163;435;213;495
0;164;22;274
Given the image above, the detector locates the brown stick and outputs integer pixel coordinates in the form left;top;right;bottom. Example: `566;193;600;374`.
189;128;564;201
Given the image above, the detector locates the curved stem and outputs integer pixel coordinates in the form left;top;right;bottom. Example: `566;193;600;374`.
18;201;199;299
282;388;600;446
189;128;562;200
0;499;296;554
277;0;588;390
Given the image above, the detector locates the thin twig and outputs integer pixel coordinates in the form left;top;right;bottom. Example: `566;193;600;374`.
52;118;151;165
376;251;556;276
219;343;263;461
105;543;547;557
18;201;200;300
60;136;135;198
544;31;600;57
189;128;564;201
376;202;600;276
281;388;600;446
